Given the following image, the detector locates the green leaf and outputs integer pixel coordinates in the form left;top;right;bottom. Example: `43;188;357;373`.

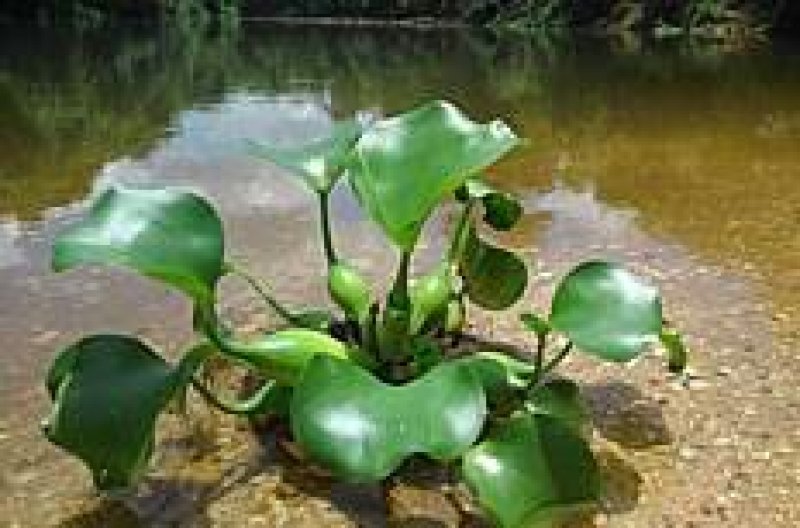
249;118;363;194
409;263;454;334
462;412;601;528
214;328;350;386
410;335;443;374
457;179;522;231
459;223;527;310
347;101;518;250
53;187;224;305
43;335;212;490
660;327;688;374
550;261;662;362
525;378;589;434
463;352;535;403
520;312;551;338
290;356;486;482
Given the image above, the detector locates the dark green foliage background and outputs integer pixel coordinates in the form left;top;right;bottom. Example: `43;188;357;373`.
1;1;797;33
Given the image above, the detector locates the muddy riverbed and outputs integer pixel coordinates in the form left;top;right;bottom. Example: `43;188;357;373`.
1;24;799;527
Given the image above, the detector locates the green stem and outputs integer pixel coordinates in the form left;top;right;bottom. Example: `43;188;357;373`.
389;251;412;310
229;265;298;326
191;377;284;416
541;341;573;378
532;332;547;383
447;201;474;264
319;191;337;266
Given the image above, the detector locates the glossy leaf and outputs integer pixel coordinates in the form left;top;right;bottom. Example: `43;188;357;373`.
550;261;662;362
459;223;527;310
53;187;224;304
457;179;522;231
463;351;535;403
290;356;486;482
348;100;518;250
43;335;211;490
525;378;589;434
462;412;601;528
215;328;350;386
409;263;454;334
249;118;363;194
660;327;688;374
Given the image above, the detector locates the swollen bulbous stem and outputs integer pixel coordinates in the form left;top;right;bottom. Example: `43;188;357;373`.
380;251;413;368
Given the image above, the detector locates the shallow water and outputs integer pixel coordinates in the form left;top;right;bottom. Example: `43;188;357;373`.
1;23;798;526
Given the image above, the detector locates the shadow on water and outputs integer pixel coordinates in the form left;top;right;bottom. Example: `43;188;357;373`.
584;382;672;449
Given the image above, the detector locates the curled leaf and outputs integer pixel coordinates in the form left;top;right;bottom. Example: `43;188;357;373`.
348;100;518;250
249;117;364;194
43;335;212;490
456;178;523;231
459;222;527;310
53;187;224;305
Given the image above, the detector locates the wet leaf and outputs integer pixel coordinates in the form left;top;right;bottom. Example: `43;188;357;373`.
457;179;522;231
459;223;527;310
347;100;518;250
462;412;600;528
550;261;662;362
249;117;363;194
53;187;224;305
43;335;211;490
290;356;486;482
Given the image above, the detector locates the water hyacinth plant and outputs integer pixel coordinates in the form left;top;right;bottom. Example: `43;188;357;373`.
43;100;688;527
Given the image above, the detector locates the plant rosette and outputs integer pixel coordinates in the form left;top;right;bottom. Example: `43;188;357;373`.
43;100;688;527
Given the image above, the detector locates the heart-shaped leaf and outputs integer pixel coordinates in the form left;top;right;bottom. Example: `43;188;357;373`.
456;179;522;231
462;412;601;528
290;356;487;482
525;378;590;434
43;335;212;490
249;117;364;194
347;100;518;250
53;187;224;305
550;261;662;362
459;223;527;310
